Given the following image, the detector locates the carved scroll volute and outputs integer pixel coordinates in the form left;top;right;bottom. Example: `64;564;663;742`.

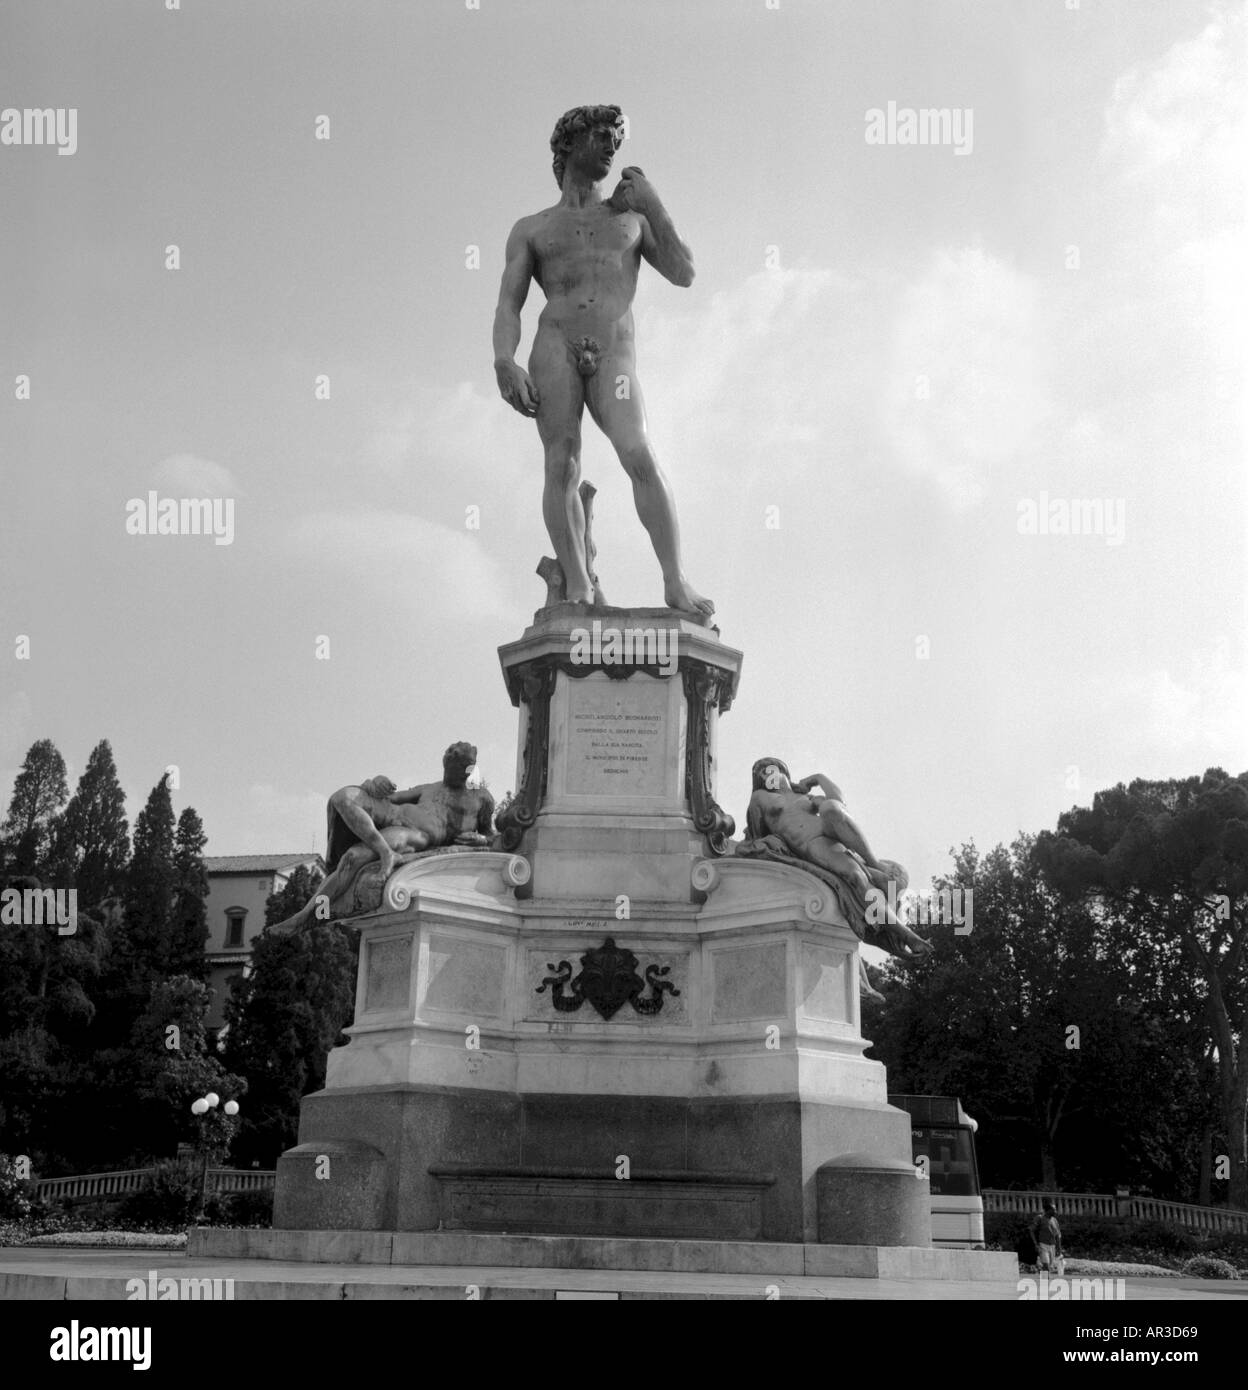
495;659;557;853
682;664;735;857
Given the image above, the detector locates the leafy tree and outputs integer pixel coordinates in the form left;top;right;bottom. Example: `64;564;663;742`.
1036;769;1248;1209
168;808;209;980
81;975;245;1169
262;864;323;929
119;774;177;980
222;915;357;1166
0;739;69;878
0;880;107;1172
53;740;129;910
866;837;1190;1194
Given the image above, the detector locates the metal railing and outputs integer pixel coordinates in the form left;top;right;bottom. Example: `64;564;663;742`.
34;1168;276;1202
983;1189;1248;1234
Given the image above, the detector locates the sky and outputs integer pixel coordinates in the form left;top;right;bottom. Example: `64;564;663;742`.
1;0;1244;893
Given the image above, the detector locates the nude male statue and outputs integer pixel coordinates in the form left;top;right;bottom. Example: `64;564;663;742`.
745;758;930;957
270;743;494;934
493;104;713;618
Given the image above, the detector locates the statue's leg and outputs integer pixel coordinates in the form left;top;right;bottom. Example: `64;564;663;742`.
329;787;399;881
807;841;929;955
269;845;371;934
530;330;592;603
585;354;713;617
818;800;886;872
382;825;431;855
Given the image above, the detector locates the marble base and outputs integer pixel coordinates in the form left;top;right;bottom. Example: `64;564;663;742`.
270;613;929;1251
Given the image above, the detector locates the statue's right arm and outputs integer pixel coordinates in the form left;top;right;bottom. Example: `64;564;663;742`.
493;220;532;357
493;221;541;416
388;784;427;805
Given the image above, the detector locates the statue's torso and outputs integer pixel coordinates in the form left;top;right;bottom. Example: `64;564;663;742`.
392;784;486;839
528;203;643;345
756;791;824;848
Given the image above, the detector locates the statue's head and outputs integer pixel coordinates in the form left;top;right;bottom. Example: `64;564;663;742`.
550;104;625;188
443;741;478;788
751;758;791;792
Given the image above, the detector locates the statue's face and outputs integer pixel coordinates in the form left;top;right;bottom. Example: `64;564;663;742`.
761;763;791;793
443;752;475;788
568;122;618;182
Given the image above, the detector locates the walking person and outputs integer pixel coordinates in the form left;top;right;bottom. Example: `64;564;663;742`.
1033;1199;1064;1275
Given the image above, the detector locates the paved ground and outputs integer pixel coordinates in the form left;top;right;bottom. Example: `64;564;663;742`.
1;1246;1242;1300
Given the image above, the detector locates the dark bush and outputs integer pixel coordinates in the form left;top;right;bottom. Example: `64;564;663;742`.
986;1211;1248;1267
1180;1255;1239;1280
114;1160;202;1229
215;1187;273;1227
0;1155;41;1220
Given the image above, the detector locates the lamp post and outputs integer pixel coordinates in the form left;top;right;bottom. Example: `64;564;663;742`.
189;1092;240;1222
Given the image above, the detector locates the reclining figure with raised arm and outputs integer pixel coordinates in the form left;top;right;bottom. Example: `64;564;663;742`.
271;742;494;934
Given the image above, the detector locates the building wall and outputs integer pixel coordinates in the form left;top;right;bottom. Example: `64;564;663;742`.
205;871;284;955
203;862;320;1032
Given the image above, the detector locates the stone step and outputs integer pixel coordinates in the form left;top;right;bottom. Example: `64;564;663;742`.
189;1227;1018;1282
0;1252;1020;1302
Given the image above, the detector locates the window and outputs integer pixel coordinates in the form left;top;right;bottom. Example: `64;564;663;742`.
225;910;246;947
257;877;270;891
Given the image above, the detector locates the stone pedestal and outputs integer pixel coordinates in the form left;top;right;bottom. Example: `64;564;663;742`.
269;610;925;1249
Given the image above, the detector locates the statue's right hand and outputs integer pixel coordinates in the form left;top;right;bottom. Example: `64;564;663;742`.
495;360;540;417
371;775;396;798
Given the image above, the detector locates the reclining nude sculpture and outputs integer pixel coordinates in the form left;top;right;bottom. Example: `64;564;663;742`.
739;758;932;970
270;742;494;934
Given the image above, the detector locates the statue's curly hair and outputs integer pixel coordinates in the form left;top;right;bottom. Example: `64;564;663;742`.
443;741;478;766
550;104;625;188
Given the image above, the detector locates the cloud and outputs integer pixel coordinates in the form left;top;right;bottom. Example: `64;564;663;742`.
285;508;526;626
1102;8;1244;205
152;454;241;496
619;265;887;534
880;246;1047;510
1101;8;1246;393
1098;641;1247;760
369;381;524;491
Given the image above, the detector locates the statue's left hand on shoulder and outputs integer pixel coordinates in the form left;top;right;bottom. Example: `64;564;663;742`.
609;166;658;215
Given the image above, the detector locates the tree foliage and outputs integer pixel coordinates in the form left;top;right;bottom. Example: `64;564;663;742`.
0;739;69;879
168;808;209;980
866;837;1201;1196
222;915;357;1167
54;740;129;910
1035;768;1248;1208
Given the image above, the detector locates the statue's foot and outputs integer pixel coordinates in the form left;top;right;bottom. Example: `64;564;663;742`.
664;576;715;619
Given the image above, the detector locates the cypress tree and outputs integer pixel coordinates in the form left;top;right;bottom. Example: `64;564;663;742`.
168;807;210;980
0;738;69;878
55;740;130;910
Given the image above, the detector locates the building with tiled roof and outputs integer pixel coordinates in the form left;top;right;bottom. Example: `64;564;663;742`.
204;852;324;1035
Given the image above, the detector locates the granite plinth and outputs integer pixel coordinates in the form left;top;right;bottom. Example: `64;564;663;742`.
816;1153;932;1247
431;1165;772;1240
274;1083;910;1243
